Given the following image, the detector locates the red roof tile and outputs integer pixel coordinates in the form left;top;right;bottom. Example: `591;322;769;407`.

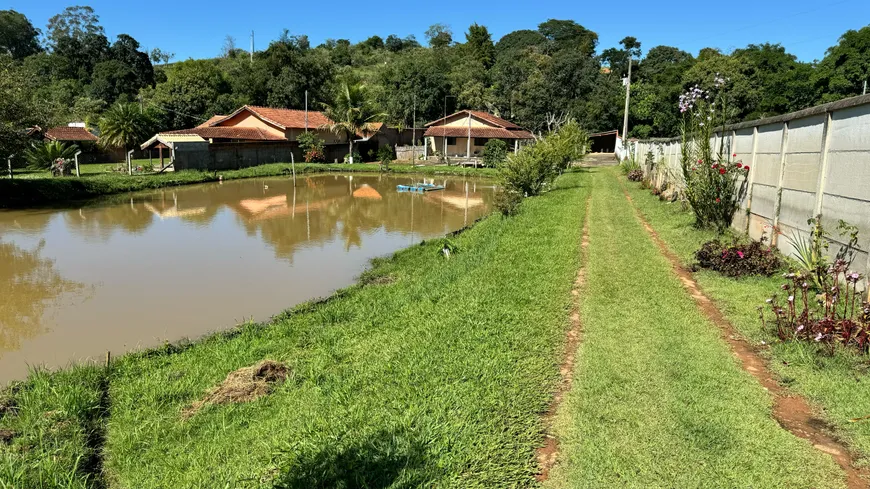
211;106;333;129
423;126;534;139
424;110;522;129
44;126;98;142
164;127;286;141
197;115;227;128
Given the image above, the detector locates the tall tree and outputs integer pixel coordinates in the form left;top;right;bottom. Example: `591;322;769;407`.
538;19;598;57
320;82;384;162
98;102;154;151
464;23;495;69
45;5;103;50
425;24;453;49
814;26;870;103
0;56;53;164
0;10;41;59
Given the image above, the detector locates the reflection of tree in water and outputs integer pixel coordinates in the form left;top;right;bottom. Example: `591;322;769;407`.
231;175;493;261
49;174;493;261
62;200;155;242
0;240;86;353
0;209;55;236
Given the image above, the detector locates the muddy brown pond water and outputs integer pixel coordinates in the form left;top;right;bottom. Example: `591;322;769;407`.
0;173;494;383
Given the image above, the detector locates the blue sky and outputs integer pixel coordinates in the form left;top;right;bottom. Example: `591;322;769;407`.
8;0;870;62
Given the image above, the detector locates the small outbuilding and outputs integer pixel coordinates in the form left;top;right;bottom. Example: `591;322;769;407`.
422;110;534;159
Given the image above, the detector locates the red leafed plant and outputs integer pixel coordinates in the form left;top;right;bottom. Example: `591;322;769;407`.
761;260;869;354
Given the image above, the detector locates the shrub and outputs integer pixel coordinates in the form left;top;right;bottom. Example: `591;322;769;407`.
298;132;325;163
761;262;869;354
621;154;641;175
627;169;643;182
783;215;861;292
482;139;508;168
377;145;394;170
694;237;782;277
24;141;78;170
679;77;749;232
499;121;588;199
494;188;523;216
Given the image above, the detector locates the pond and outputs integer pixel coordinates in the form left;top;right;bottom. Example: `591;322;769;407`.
0;173;494;383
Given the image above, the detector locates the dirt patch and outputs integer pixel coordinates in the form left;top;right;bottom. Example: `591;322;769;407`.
619;183;870;489
364;274;396;286
0;396;16;420
183;360;289;418
536;197;591;482
0;429;15;444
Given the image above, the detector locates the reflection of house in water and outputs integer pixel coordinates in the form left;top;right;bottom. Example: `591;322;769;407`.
423;191;485;210
352;185;383;200
143;202;207;220
233;195;344;222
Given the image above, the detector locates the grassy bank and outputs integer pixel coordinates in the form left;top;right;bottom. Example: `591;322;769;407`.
0;171;587;488
618;168;870;470
0;163;498;208
548;168;844;488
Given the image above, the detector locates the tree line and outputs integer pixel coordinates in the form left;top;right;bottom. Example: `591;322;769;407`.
2;6;869;159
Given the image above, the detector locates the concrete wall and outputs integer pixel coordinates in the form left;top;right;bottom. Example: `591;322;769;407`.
632;94;870;286
173;142;301;171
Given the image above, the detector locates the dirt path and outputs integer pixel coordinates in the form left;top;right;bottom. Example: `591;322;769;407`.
536;197;591;482
619;182;869;489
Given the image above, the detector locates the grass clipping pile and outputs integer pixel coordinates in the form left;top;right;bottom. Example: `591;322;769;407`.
183;360;289;418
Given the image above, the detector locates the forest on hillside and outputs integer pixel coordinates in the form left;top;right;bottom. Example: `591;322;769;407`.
2;5;870;158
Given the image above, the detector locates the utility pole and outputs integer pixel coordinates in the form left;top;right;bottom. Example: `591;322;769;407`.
250;30;254;65
466;111;472;162
305;90;309;131
864;80;867;95
622;56;632;146
412;95;417;164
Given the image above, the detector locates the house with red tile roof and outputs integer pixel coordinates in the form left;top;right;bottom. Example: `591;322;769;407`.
141;105;416;170
423;110;534;158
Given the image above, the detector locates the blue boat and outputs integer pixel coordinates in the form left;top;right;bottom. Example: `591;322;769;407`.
397;183;445;193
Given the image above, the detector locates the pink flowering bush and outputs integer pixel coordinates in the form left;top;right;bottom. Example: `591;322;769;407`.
761;262;869;354
694;237;782;277
679;76;749;232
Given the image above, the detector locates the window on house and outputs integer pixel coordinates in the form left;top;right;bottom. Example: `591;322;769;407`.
446;137;457;145
474;138;489;146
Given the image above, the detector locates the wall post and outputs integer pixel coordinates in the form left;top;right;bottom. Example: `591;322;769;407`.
744;126;759;235
813;112;833;218
771;122;789;246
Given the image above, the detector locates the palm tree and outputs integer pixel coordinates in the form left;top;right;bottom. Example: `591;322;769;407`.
24;140;78;170
320;82;384;163
98;103;154;151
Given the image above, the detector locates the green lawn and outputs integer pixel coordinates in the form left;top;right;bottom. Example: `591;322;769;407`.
3;167;861;488
619;168;870;471
0;163;497;208
546;168;844;488
0;171;587;488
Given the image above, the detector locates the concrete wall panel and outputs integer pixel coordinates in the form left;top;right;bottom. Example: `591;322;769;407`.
777;189;816;232
782;152;821;192
750;184;778;219
754;153;782;186
823;151;870;200
785;114;825;153
828;103;870;152
756;124;784;153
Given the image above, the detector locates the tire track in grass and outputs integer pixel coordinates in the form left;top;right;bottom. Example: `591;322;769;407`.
537;197;591;482
617;174;869;489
